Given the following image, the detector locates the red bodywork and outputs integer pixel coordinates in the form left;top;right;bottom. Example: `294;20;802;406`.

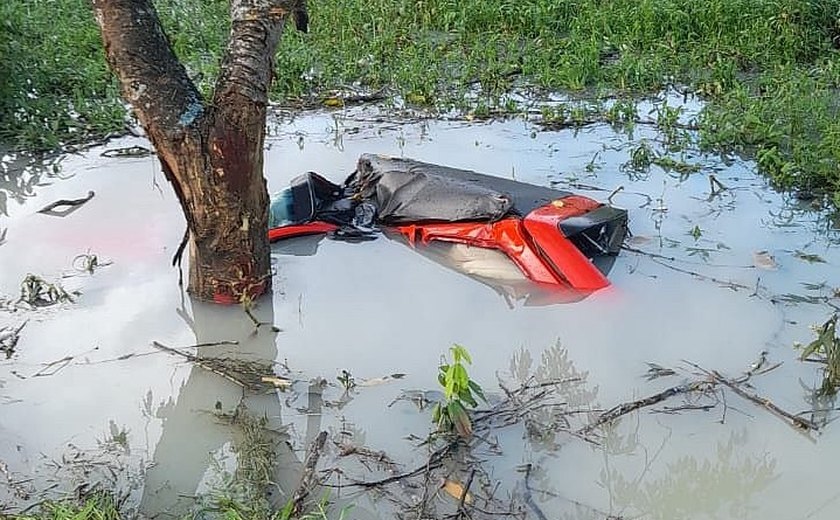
268;221;339;242
267;195;612;293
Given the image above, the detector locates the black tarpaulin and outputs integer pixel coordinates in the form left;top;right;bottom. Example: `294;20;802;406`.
348;154;574;224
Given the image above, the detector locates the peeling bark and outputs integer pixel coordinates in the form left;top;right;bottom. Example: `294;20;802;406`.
92;0;303;303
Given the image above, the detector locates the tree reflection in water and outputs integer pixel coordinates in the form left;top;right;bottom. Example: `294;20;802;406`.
508;343;778;520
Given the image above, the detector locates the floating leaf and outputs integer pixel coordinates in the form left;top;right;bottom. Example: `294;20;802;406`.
802;282;828;291
777;293;825;305
689;225;702;240
441;479;473;504
753;250;778;270
644;362;676;381
794;251;826;264
686;247;713;261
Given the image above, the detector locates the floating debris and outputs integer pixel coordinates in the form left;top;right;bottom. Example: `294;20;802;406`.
644;362;677;381
337;369;356;390
441;478;473;504
72;251;112;274
753;250;779;271
151;341;290;393
37;190;94;217
260;375;293;389
793;250;827;264
356;373;406;387
19;274;78;307
0;320;26;358
100;145;153;158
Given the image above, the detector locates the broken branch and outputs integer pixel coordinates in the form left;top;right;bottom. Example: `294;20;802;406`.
291;431;328;517
580;381;711;435
37;191;95;217
709;370;819;432
151;341;247;389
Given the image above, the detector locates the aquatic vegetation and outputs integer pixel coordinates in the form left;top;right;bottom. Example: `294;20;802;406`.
798;314;840;395
624;141;656;173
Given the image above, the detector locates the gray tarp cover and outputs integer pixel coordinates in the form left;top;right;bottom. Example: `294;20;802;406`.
350;154;572;224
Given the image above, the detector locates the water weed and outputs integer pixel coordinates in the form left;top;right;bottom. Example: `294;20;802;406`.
798;314;840;396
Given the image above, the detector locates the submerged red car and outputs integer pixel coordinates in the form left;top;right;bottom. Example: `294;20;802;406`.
268;154;628;302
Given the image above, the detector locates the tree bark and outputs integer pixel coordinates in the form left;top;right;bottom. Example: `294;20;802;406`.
91;0;298;303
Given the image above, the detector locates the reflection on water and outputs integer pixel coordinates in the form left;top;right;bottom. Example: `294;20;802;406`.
507;344;779;520
600;430;777;520
508;342;600;449
139;300;303;517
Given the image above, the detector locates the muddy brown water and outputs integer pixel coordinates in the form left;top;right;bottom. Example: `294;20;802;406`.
1;96;839;519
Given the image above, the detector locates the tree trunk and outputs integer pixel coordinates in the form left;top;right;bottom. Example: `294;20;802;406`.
91;0;299;303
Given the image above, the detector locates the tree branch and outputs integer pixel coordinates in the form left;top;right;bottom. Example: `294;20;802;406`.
213;0;292;114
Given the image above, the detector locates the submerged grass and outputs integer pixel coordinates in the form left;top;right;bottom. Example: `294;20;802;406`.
4;0;840;202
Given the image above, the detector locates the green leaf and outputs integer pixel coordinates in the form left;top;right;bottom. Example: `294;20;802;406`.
452;344;472;364
453;364;469;390
801;338;822;360
448;400;472;437
432;403;442;424
468;380;486;402
445;364;457;399
458;389;478;408
278;499;294;520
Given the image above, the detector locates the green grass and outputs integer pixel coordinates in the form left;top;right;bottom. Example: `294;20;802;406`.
6;493;120;520
4;0;840;203
0;494;348;520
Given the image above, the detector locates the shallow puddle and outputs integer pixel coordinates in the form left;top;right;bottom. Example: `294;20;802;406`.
1;96;839;519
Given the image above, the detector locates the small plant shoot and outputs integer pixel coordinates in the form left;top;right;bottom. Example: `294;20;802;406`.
432;344;486;438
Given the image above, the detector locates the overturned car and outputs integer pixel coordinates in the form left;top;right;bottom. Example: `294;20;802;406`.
268;154;628;303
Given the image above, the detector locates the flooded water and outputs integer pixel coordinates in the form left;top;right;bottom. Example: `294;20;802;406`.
1;95;839;519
